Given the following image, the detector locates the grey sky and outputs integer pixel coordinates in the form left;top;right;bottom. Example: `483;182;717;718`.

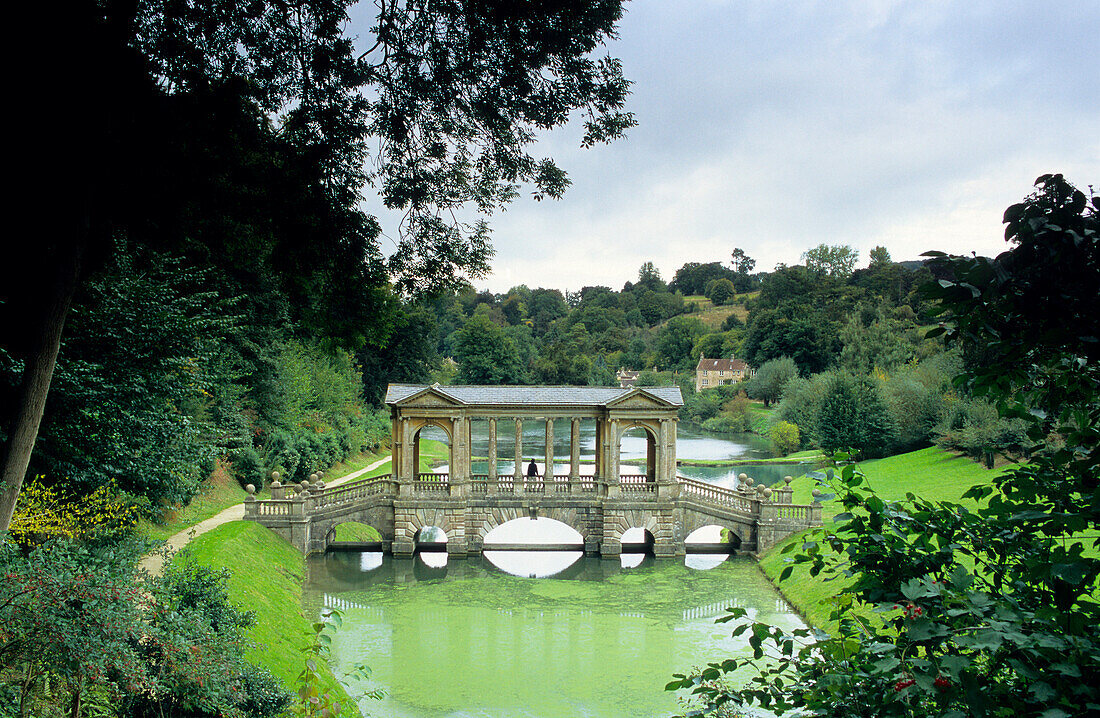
352;1;1099;294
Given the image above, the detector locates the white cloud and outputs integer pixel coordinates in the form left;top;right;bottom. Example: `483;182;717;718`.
347;0;1100;293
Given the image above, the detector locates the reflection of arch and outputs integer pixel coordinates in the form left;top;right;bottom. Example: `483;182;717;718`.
617;422;659;481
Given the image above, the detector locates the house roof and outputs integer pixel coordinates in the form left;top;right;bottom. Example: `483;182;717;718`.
384;383;683;407
696;357;751;372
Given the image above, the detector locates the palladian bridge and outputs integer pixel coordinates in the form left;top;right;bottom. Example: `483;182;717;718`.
244;384;823;557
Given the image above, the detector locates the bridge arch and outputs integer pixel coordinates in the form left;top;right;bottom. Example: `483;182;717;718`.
616;421;660;482
473;506;598;546
679;510;748;548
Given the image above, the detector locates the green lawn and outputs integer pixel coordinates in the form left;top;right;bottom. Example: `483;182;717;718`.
760;446;1015;627
333;522;383;541
178;521;360;715
746;403;774;434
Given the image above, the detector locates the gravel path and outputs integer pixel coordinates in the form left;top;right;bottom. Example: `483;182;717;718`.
139;455;392;574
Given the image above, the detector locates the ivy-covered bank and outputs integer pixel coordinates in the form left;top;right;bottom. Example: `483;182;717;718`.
181;522;360;715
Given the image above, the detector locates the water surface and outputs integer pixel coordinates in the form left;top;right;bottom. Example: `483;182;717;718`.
308;554;804;718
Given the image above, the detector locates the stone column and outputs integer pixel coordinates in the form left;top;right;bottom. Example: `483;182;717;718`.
513;418;524;483
399;418;413;493
606;420;621;498
487;418;498;491
451;416;469;497
570;418;581;483
544;418;554;481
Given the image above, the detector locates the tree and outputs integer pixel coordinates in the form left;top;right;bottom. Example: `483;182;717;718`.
869;245;892;266
637;262;663;287
704;278;737;305
801;243;859;277
815;372;895;457
1;0;633;532
669;262;737;296
533;323;592;385
745;357;799;407
730;248;757;275
837;306;924;374
656;317;707;372
670;174;1100;717
742;308;838;375
453;315;524;385
0;538;289;717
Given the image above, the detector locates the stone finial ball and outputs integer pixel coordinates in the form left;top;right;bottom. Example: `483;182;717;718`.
271;471;280;481
784;475;793;485
245;484;256;495
812;488;823;500
738;473;748;481
310;473;319;482
744;477;754;486
763;487;773;498
756;484;765;494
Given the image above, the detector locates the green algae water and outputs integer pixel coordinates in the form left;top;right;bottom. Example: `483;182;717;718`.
305;553;804;717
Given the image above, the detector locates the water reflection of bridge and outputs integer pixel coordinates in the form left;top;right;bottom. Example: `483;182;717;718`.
306;554;798;624
246;384;822;556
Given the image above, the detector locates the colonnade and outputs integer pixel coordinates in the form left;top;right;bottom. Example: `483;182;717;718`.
385;384;683;498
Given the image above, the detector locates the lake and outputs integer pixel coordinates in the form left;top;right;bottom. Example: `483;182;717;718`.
308;552;805;717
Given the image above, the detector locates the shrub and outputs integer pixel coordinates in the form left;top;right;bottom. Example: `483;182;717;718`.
230;447;265;490
769;421;800;456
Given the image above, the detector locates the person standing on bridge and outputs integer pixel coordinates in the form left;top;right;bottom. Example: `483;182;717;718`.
527;459;538;478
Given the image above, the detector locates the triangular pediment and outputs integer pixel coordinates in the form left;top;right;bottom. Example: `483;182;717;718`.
605;388;675;409
394;385;465;407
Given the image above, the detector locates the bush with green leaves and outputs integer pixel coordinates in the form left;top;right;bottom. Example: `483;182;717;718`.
670;175;1100;718
769;421;800;456
0;537;290;718
231;447;266;489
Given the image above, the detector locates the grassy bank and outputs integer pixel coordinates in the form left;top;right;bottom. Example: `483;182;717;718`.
181;521;360;714
678;450;824;467
140;449;389;541
759;446;1015;627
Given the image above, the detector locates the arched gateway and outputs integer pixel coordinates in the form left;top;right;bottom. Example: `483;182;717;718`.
244;384;822;556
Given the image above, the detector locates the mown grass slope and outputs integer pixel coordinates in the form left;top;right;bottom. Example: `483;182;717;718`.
761;446;1014;627
181;521;359;714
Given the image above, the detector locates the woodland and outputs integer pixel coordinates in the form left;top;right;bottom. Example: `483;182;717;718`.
0;1;1096;717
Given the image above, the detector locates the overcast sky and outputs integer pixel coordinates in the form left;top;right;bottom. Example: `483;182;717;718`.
351;0;1099;294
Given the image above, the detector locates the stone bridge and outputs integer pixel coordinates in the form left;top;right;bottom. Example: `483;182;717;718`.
243;384;822;556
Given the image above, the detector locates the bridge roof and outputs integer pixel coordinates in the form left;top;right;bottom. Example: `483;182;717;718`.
385;383;683;408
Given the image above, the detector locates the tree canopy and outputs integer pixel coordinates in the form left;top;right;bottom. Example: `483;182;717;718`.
1;0;634;531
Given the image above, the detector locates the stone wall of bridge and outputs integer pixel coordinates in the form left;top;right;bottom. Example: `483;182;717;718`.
244;476;821;557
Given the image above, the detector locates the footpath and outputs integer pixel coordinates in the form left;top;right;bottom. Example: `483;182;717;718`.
139;455;392;574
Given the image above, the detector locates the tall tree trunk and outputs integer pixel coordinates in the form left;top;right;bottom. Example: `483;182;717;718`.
0;246;82;533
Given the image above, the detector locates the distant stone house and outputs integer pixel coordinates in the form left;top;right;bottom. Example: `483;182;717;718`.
616;368;641;388
695;357;753;393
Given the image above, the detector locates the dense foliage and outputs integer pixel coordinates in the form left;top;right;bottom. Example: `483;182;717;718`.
670;175;1100;717
0;539;289;718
